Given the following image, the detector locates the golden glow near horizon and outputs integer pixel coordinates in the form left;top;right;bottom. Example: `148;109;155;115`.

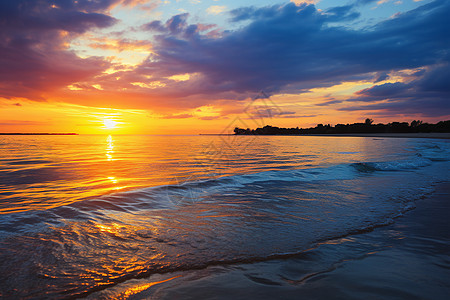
0;89;434;135
0;71;441;135
1;0;448;135
103;119;119;130
0;100;156;134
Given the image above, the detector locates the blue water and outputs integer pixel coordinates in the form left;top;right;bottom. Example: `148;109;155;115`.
0;135;449;298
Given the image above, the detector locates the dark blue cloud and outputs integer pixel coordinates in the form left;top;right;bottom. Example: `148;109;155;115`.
143;20;167;32
374;72;389;83
341;64;450;117
353;0;378;6
339;97;449;118
143;13;192;35
136;0;449;111
229;5;285;23
350;64;450;102
229;3;360;24
324;5;360;22
356;82;409;98
0;0;116;32
0;0;117;99
316;99;343;106
418;64;450;93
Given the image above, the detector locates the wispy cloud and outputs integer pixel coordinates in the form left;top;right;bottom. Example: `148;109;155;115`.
0;0;117;100
206;5;227;15
340;64;450;117
0;120;49;126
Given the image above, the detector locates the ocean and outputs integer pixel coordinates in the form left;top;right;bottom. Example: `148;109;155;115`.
0;135;449;299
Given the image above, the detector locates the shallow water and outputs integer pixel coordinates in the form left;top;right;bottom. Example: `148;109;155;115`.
120;184;449;300
0;135;449;298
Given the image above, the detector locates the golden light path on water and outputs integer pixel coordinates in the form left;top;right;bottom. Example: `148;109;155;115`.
0;134;388;214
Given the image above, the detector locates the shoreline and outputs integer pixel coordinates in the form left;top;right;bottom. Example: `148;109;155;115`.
205;133;450;139
298;132;450;139
87;182;450;299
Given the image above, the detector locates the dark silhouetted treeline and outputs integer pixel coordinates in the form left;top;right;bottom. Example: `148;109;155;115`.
234;119;450;135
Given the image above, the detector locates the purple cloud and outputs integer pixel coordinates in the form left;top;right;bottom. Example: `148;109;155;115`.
134;0;449;109
340;64;450;117
0;0;117;100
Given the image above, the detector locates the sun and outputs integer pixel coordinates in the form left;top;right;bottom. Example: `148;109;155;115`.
103;119;118;130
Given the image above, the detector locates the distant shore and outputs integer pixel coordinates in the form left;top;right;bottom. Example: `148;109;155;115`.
0;133;78;135
234;120;450;137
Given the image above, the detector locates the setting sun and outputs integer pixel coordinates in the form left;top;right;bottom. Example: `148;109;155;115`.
103;119;118;130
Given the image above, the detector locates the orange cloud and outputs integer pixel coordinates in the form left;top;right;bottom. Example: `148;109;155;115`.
290;0;320;5
88;38;153;53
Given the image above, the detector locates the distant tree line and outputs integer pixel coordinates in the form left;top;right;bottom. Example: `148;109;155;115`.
234;119;450;135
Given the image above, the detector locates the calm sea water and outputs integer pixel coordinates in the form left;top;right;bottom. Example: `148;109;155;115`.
0;135;449;298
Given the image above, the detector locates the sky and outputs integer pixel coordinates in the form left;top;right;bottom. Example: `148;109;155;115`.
0;0;449;134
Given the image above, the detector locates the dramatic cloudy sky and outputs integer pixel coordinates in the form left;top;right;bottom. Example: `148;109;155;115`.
0;0;449;134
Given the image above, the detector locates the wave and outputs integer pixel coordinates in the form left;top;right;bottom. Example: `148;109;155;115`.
0;151;443;235
66;153;441;215
352;154;432;172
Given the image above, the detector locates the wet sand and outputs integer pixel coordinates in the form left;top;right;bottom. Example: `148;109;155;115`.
88;182;450;299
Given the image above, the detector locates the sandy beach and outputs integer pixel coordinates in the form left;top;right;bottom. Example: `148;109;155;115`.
87;182;450;299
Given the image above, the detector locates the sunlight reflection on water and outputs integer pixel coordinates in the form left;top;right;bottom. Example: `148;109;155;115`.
0;134;406;213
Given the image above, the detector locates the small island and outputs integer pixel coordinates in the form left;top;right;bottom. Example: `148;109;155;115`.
234;119;450;136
